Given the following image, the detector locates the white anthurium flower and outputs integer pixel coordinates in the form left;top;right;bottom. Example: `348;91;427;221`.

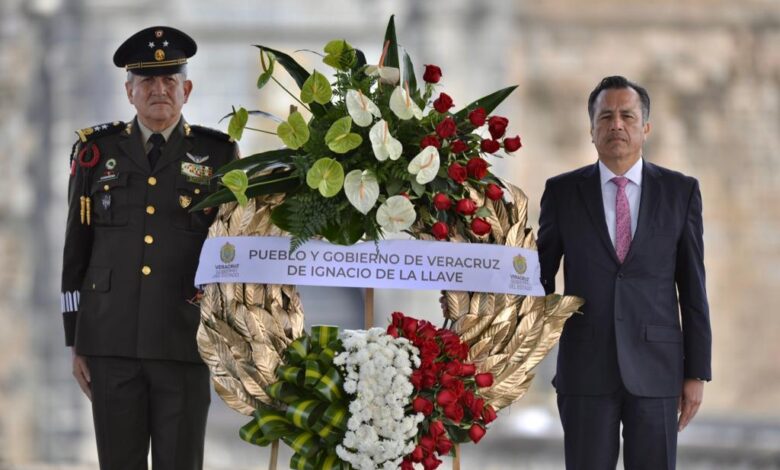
346;89;381;127
389;85;423;120
407;146;440;185
344;169;380;215
376;195;416;232
365;64;401;85
369;120;402;161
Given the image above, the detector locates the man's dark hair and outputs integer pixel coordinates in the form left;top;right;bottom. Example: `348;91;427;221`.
588;75;650;124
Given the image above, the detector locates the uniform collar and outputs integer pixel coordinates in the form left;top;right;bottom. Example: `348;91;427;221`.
136;117;180;144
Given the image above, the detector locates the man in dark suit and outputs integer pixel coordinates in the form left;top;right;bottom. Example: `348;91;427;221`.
538;76;711;469
61;26;237;469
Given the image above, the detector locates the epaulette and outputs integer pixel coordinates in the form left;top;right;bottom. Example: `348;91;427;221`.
75;121;125;143
187;123;233;142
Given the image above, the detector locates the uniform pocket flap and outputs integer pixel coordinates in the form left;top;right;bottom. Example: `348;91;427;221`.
91;172;128;193
82;266;111;293
645;325;682;343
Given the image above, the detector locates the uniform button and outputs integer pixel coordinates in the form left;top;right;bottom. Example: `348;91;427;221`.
144;235;154;244
148;176;157;186
141;266;151;275
194;188;201;195
146;205;155;215
103;184;110;191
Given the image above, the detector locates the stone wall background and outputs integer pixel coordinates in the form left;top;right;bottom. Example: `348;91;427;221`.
0;0;778;467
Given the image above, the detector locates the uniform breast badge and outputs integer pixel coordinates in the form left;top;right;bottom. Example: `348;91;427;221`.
179;194;192;209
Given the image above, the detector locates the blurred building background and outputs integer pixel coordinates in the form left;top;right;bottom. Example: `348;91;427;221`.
1;0;779;468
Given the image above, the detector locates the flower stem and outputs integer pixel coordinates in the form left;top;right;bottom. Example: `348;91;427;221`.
245;126;277;135
272;76;311;113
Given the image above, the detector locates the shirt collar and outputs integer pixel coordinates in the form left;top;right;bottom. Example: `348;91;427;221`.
599;158;643;188
136;117;179;144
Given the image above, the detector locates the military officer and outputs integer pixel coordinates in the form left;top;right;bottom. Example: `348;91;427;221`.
61;26;238;469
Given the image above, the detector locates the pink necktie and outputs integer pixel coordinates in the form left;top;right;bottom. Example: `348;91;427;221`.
611;176;631;263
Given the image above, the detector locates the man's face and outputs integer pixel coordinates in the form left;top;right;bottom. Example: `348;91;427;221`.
590;87;650;164
125;73;192;130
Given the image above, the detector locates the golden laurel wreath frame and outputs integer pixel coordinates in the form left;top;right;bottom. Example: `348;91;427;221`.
197;182;583;469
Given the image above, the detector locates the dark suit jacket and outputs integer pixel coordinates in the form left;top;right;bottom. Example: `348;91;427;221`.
538;160;711;397
61;117;238;363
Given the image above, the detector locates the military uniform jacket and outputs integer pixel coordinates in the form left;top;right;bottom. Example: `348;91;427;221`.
61;117;238;363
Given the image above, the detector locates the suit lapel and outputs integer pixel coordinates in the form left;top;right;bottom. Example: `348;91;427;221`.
117;119;150;174
622;160;661;266
578;163;620;265
152;118;189;176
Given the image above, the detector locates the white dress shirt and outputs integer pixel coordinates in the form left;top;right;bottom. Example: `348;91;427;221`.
599;158;642;248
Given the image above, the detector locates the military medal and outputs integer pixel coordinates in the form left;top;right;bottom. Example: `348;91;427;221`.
186;152;209;164
179;195;192;208
105;158;117;170
181;161;213;184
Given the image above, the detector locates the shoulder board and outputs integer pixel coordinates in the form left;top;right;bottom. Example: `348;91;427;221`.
187;124;233;142
75;121;125;143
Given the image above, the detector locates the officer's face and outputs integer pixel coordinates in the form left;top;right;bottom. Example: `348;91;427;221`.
126;73;192;130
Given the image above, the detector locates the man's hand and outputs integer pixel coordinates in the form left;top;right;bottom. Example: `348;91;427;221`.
71;348;92;401
678;378;704;432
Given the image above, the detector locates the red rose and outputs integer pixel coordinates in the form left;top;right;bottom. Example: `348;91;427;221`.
433;93;454;113
413;396;434;416
445;361;463;376
469;423;486;443
435;117;457;139
440;372;459;388
423;64;443;83
443;402;465;423
469;107;487;127
431;222;448;240
485;183;503;201
411;446;425;462
420;340;441;362
482;404;497;424
455;198;477;216
471;218;492;236
417;322;437;340
436;436;453;455
387;324;399;338
459;363;476;376
432;193;452;211
469;397;485;418
503;135;522;152
450;140;468;153
402;458;416;470
436;389;458;407
488;115;509;139
420;435;435;453
422;453;442;470
402;316;418;337
467;157;489;179
429;420;446;438
475;372;494;387
420;135;441;149
447;163;467;184
480;139;500;154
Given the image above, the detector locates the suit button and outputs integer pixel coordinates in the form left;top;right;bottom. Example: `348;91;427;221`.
148;176;157;186
617;273;624;280
146;205;155;215
141;266;151;275
144;235;154;244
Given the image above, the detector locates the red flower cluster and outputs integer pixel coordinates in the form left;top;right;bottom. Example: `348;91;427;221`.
388;313;496;470
418;65;522;241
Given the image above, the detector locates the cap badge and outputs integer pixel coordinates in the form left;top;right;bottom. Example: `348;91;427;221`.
155;29;164;38
154;49;165;61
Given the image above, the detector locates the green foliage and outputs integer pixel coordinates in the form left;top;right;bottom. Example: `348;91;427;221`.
323;40;357;71
228;107;249;141
277;111;310;149
301;70;333;105
222;170;249;206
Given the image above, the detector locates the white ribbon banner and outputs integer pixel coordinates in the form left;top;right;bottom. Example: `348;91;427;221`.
195;236;544;296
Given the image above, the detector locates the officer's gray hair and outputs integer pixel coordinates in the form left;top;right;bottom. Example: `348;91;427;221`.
126;66;188;84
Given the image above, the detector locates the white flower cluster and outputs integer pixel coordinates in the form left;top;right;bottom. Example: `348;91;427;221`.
333;327;424;470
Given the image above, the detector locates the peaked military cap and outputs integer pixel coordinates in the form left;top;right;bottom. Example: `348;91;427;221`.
113;26;197;76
